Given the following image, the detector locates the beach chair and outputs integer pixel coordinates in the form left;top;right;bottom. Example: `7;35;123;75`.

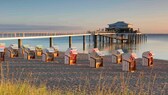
0;43;5;61
35;45;43;57
88;48;93;61
24;46;36;60
111;49;124;64
64;47;78;65
51;45;59;58
42;48;55;62
142;51;154;67
122;53;137;72
7;44;19;58
89;48;104;68
20;44;30;56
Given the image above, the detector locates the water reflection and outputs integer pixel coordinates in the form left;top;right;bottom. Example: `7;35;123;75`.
86;35;146;56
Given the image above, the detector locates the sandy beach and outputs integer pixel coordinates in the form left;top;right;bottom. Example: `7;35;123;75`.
1;52;168;94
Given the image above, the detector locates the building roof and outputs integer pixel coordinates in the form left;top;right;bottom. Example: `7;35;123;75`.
108;21;131;26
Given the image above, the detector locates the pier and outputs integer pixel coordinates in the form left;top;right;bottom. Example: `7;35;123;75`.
0;21;148;51
0;31;147;50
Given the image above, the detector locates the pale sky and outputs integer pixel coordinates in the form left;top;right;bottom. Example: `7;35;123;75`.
0;0;168;33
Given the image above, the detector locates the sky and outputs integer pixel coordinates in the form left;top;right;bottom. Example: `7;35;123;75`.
0;0;168;33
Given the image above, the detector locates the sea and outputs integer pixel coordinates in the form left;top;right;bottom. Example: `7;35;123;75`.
0;34;168;60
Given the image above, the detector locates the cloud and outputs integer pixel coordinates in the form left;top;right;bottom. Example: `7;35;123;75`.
0;24;83;32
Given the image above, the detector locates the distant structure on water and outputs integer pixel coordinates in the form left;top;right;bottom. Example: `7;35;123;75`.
0;21;147;52
88;21;147;47
105;21;140;33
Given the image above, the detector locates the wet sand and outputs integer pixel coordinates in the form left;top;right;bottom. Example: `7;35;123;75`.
1;52;168;94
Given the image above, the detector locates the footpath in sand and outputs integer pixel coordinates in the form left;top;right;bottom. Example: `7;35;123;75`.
1;52;168;94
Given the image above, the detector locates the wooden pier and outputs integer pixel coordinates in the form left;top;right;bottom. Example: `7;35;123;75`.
0;31;147;50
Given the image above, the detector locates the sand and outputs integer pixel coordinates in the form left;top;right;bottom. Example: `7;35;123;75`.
1;52;168;94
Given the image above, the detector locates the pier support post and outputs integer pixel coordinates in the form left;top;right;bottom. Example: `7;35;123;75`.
128;35;130;43
93;35;97;48
83;35;86;50
111;37;113;44
116;35;118;44
18;39;22;48
137;34;139;43
138;34;140;43
99;35;101;42
133;34;136;44
121;34;124;44
111;34;114;43
108;37;111;44
130;35;132;43
135;35;137;44
145;35;147;42
105;36;108;43
49;37;53;47
131;35;133;43
69;36;72;48
89;35;90;42
143;34;145;42
102;35;104;44
144;34;146;42
140;34;142;43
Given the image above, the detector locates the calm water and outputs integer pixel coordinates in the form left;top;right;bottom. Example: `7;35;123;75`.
0;34;168;60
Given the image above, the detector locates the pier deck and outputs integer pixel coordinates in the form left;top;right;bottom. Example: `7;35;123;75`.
0;31;147;49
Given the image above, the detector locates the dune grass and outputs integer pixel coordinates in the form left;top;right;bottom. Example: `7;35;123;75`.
0;62;167;95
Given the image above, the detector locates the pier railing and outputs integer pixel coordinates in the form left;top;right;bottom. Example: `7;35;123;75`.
0;32;92;40
0;31;141;38
0;32;90;38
